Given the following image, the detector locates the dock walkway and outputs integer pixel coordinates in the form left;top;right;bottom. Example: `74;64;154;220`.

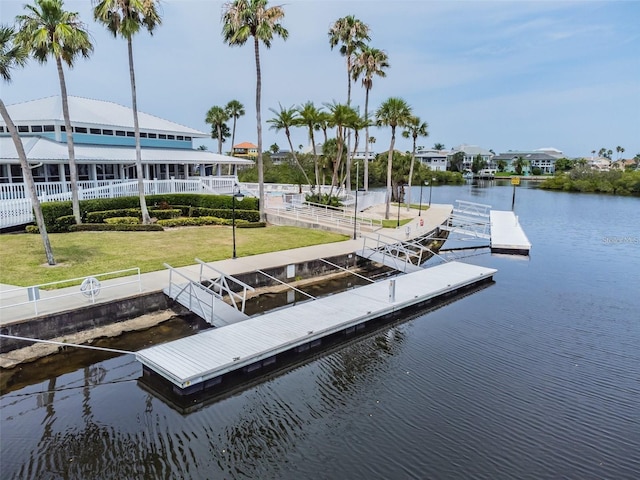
490;211;532;255
137;261;497;392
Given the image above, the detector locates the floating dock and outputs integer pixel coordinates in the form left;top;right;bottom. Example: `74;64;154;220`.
490;211;532;255
137;261;496;395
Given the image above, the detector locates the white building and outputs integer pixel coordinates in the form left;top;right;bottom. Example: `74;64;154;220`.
1;96;252;185
414;149;448;171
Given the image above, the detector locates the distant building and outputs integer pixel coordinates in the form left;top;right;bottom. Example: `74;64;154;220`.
270;149;292;165
415;148;448;171
232;142;258;158
587;157;611;171
448;145;494;172
493;151;559;174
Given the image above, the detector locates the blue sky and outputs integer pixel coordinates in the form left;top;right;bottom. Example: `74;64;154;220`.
2;0;639;159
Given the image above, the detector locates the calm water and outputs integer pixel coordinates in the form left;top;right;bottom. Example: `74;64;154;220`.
1;183;639;479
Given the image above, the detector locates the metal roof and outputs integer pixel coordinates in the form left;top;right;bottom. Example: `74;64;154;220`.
2;96;207;136
0;136;254;165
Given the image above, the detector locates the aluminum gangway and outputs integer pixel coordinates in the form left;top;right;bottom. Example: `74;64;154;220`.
163;260;255;327
357;231;448;273
441;200;492;240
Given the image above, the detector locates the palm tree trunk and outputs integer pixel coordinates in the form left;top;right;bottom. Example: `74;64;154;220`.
385;127;396;220
311;130;319;189
328;127;344;199
285;129;311;185
363;87;370;191
128;37;151;224
254;37;265;222
217;125;223;155
1;100;55;265
230;117;237;175
407;136;416;211
56;55;81;224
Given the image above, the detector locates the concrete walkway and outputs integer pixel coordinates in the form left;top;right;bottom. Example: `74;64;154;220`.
0;204;452;326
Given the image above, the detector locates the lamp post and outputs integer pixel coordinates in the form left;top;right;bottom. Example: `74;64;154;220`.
353;160;359;240
396;182;402;228
419;180;426;216
428;177;435;206
232;184;244;259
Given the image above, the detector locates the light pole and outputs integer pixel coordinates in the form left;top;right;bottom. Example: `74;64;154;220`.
428;177;435;206
396;182;402;228
232;184;244;259
353;160;359;240
419;180;426;216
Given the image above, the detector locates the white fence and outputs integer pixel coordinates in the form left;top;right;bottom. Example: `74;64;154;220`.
0;177;238;228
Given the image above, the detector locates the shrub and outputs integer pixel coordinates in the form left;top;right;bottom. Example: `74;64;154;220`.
25;225;39;234
157;216;236;227
55;215;77;232
237;222;267;228
69;223;164;232
105;216;140;225
148;208;181;220
42;202;73;232
189;207;259;222
87;209;141;223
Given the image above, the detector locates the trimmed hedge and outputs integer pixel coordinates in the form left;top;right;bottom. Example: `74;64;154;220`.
157;216;247;228
86;208;141;223
55;215;77;232
189;207;260;222
104;217;140;225
41;193;259;232
69;223;164;232
237;222;267;228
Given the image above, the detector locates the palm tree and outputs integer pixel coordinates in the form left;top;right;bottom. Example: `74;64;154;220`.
433;142;445;150
93;0;161;225
205;105;230;154
297;101;323;188
402;116;428;210
376;97;413;219
16;0;93;225
344;112;369;188
267;103;310;185
1;25;55;264
352;45;388;191
225;99;245;156
328;15;370;106
222;0;288;223
513;156;529;175
616;145;624;160
325;102;358;197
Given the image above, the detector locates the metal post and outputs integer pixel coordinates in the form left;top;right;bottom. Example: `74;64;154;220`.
232;186;237;259
419;181;425;216
397;188;401;228
511;184;516;211
428;177;435;206
354;161;359;240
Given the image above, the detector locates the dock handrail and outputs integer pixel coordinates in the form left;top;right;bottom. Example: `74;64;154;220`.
164;263;216;321
196;259;255;312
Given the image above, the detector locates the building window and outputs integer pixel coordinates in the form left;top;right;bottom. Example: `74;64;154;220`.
75;127;88;134
126;131;135;137
167;135;175;140
140;132;147;138
148;133;157;139
177;135;184;141
18;125;29;133
0;126;4;133
31;125;43;133
116;130;125;136
90;128;101;134
159;134;167;139
103;129;113;135
43;125;54;132
185;136;191;141
61;126;66;132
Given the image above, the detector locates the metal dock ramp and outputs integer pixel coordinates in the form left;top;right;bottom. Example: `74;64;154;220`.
163;260;255;327
138;261;497;391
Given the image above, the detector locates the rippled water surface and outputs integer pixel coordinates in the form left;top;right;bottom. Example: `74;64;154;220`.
2;183;639;479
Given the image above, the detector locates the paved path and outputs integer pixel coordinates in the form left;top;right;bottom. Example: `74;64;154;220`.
0;204;452;326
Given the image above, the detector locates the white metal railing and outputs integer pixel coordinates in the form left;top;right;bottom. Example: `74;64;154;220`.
164;264;216;324
0;267;142;316
360;231;449;268
0;176;238;228
196;259;255;313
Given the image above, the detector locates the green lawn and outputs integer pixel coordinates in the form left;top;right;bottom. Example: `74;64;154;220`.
0;226;348;287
